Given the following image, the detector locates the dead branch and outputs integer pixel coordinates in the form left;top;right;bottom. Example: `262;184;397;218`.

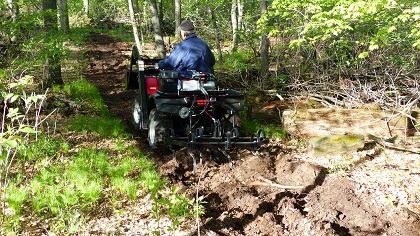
248;176;304;190
367;134;420;154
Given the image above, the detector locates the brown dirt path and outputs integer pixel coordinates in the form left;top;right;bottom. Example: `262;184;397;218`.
83;32;420;235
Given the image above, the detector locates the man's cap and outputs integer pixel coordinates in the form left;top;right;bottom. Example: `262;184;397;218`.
180;20;194;31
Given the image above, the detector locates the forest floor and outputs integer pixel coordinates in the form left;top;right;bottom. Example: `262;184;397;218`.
80;32;420;235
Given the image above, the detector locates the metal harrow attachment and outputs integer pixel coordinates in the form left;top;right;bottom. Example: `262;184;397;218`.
166;128;268;174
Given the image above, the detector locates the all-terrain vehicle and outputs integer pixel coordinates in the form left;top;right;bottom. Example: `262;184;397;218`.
126;46;267;171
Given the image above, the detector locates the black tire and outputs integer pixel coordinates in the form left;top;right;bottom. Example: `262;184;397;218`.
132;96;142;131
221;112;241;133
148;108;171;150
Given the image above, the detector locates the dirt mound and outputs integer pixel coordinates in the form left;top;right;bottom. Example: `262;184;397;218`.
83;32;420;235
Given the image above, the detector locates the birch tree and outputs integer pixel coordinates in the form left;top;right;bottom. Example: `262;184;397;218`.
83;0;88;16
231;0;238;52
128;0;142;53
259;0;269;79
175;0;181;39
237;0;243;30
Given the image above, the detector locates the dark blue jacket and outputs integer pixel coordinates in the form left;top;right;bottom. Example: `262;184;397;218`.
158;34;215;77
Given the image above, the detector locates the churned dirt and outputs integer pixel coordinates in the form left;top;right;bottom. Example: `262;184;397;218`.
82;32;420;235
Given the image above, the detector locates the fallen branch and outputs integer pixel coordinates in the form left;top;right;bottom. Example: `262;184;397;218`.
248;176;304;190
367;134;420;154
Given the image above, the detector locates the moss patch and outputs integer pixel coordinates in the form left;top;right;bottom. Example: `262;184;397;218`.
307;135;365;156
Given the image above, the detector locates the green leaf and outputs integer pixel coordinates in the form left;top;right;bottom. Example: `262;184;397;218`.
387;26;396;33
30;95;40;103
4;93;14;101
358;52;369;59
171;185;179;193
10;94;20;103
8;83;18;89
5;139;18;148
368;44;379;51
56;195;65;205
19;127;38;134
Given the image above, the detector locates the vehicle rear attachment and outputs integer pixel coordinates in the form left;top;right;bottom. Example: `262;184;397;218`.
166;128;268;174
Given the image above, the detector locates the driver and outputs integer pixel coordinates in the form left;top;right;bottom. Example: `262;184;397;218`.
157;20;215;78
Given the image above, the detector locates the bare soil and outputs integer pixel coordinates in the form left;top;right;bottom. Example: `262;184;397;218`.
82;32;420;235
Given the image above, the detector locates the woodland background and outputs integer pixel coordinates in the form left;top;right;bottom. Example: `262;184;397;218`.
1;0;420;235
2;0;420;108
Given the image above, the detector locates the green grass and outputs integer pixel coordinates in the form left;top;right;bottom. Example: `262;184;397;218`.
61;78;108;115
57;78;130;138
4;182;29;231
241;118;287;140
27;147;162;217
20;136;69;161
66;25;134;46
6;182;29;216
67;114;129;138
109;157;139;199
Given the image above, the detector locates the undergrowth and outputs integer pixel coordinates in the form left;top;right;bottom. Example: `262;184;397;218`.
239;104;287;140
0;40;204;234
241;118;287;140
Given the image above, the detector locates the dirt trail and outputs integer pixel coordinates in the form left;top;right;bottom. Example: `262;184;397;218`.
84;32;420;235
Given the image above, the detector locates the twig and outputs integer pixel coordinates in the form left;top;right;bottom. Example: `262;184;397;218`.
403;207;420;221
308;93;347;107
275;93;293;110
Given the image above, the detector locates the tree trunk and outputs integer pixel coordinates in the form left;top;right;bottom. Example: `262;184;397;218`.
133;0;142;44
174;0;181;39
158;0;163;26
259;0;269;79
149;0;166;58
231;0;238;52
42;0;63;85
237;0;243;30
83;0;89;16
58;0;70;35
208;7;222;61
133;0;140;13
128;0;142;53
